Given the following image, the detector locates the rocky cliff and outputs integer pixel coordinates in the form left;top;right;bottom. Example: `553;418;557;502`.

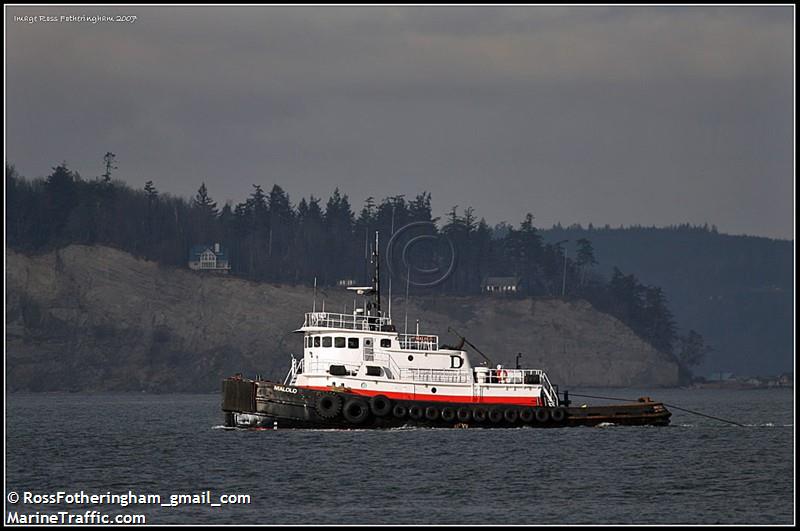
6;245;680;391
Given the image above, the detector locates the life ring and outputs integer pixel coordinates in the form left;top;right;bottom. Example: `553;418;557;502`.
408;405;424;420
425;407;439;421
369;395;392;417
550;408;567;423
488;408;504;423
519;408;535;423
504;409;519;423
342;398;369;424
392;404;407;418
316;394;343;419
441;408;456;422
535;408;550;423
457;407;473;422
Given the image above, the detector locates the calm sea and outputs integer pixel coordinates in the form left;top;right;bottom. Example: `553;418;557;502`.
5;388;795;525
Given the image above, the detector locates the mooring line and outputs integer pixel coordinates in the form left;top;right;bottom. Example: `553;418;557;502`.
567;393;745;427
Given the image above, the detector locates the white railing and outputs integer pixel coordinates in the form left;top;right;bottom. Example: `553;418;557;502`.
397;334;439;351
400;368;469;384
284;355;304;385
303;312;393;331
373;352;402;380
475;368;558;407
539;371;559;407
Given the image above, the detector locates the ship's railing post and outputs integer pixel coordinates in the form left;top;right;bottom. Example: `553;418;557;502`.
284;356;296;385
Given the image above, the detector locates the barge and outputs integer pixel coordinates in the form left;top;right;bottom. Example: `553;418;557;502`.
222;233;671;429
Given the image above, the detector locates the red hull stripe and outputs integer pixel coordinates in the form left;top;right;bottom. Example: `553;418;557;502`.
300;386;541;407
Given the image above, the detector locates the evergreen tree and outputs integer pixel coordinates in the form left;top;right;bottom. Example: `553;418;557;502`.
143;180;159;253
193;182;218;216
677;330;711;369
575;237;597;287
43;163;79;245
101;152;117;183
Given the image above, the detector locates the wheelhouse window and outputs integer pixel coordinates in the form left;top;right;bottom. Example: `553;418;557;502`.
348;338;359;349
314;337;320;348
380;339;391;348
322;337;332;348
334;337;345;348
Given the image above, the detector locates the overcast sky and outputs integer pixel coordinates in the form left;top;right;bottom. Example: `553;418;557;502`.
5;6;795;239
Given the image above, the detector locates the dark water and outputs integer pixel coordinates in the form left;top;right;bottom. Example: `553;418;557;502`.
6;388;794;525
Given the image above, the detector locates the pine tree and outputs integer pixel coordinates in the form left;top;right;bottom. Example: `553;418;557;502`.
101;152;117;182
193;182;218;216
575;238;597;287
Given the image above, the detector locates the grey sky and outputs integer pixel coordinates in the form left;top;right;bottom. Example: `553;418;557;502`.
6;6;795;238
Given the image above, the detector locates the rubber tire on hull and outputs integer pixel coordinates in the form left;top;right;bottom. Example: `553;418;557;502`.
458;408;473;422
316;394;343;419
342;398;370;424
550;407;567;423
441;408;456;422
519;408;535;423
409;406;424;420
425;407;439;421
535;408;550;423
504;408;519;423
472;408;488;422
392;404;407;418
369;395;392;417
488;408;504;423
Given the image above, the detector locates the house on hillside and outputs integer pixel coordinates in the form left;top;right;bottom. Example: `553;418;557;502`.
188;243;231;273
481;276;522;294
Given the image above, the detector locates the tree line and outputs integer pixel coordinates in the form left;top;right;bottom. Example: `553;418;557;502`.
5;159;710;378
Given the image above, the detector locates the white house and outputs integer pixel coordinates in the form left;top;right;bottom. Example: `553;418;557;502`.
188;243;231;273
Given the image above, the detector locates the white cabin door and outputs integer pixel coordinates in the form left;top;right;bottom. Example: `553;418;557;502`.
363;338;374;362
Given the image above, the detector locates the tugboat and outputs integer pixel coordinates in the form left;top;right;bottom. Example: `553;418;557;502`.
222;233;671;429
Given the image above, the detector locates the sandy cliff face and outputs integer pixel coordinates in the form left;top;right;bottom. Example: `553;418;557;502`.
6;245;679;391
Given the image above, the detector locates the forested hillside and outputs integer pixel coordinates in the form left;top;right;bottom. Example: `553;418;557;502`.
7;160;735;380
543;225;793;376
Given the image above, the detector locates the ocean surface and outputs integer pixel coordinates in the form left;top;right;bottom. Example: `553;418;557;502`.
5;388;795;525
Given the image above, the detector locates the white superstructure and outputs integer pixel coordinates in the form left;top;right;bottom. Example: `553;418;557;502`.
283;233;559;407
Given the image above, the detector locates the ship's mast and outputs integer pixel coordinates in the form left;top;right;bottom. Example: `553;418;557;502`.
371;231;381;317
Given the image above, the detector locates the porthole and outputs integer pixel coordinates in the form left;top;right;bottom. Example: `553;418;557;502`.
408;355;414;362
431;387;437;394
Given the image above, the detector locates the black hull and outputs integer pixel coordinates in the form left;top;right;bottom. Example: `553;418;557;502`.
222;378;671;429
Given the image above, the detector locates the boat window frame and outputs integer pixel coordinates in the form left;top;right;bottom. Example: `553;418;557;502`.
334;336;346;348
322;336;332;348
348;337;359;349
314;336;321;348
380;338;391;348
